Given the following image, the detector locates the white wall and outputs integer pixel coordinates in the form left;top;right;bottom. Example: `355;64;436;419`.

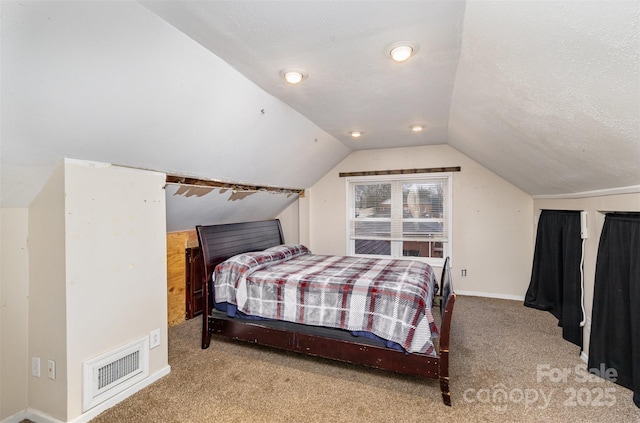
533;192;640;357
1;159;170;422
63;159;168;419
28;163;68;419
276;199;300;245
0;208;30;420
305;144;534;299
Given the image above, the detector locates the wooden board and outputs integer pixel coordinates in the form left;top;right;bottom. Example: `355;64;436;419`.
166;230;197;326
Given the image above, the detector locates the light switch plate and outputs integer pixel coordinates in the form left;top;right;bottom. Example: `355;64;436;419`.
150;329;160;349
47;360;56;380
32;357;40;377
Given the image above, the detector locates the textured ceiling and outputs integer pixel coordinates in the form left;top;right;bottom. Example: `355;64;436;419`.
449;1;640;195
143;0;640;196
1;0;639;214
0;0;350;210
142;0;466;151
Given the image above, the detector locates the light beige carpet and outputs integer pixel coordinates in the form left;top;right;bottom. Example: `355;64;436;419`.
90;296;640;422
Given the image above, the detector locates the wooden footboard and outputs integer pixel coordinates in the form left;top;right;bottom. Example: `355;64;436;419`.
196;220;456;405
438;256;456;405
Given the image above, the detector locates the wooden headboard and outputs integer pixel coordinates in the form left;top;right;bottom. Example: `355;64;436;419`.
196;219;285;299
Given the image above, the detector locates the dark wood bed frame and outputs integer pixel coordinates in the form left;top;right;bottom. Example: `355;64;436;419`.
196;219;456;405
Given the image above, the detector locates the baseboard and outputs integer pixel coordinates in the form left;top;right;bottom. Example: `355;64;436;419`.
23;408;65;423
1;408;65;423
7;365;171;423
0;410;23;423
455;290;525;302
1;409;31;423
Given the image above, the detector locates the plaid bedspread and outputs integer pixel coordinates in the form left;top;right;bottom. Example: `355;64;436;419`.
213;245;439;355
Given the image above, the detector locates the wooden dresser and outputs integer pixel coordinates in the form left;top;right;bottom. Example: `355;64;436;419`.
185;240;204;319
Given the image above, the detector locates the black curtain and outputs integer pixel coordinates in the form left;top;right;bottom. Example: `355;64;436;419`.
524;210;583;348
588;213;640;409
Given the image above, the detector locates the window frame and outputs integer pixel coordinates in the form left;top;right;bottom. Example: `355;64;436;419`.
345;172;452;267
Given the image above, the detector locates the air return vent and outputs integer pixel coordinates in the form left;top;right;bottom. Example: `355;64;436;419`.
83;336;149;412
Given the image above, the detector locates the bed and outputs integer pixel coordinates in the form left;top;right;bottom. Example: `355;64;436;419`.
197;219;456;405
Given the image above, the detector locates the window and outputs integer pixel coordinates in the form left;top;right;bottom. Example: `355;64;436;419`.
346;173;451;266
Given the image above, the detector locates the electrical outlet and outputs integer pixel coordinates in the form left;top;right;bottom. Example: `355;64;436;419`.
47;360;56;380
461;269;467;277
32;357;40;377
150;329;161;349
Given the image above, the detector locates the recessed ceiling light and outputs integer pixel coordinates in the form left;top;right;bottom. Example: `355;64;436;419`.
349;131;363;138
391;46;413;62
280;68;308;84
385;41;419;63
410;124;424;132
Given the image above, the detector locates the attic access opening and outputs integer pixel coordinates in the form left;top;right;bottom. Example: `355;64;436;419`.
164;173;305;231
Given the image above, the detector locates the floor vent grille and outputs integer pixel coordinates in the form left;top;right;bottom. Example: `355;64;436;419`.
83;336;149;412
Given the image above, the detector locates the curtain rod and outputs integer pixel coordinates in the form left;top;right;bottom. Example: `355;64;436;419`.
165;175;305;197
339;166;461;178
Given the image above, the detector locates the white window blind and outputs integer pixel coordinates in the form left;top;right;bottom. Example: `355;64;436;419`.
347;173;451;265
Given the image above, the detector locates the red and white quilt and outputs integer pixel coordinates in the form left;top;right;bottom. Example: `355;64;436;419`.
213;244;439;355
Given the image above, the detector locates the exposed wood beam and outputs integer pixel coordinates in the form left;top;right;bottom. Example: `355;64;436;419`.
165;174;305;197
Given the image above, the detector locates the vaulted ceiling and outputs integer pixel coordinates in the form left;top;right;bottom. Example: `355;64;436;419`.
2;1;638;228
143;0;639;196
